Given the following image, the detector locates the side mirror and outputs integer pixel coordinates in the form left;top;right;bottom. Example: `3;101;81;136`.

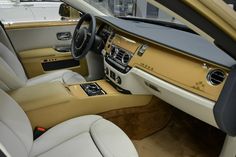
59;3;71;18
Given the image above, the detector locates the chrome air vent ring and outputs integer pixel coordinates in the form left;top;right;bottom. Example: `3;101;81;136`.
122;53;131;65
110;45;132;66
207;69;226;86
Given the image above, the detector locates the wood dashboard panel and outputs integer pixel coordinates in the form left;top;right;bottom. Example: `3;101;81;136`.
112;34;141;54
108;33;229;101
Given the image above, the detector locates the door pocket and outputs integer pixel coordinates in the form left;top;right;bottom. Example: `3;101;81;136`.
42;59;80;71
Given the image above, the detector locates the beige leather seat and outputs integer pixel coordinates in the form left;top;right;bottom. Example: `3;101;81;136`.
0;89;138;157
0;42;86;91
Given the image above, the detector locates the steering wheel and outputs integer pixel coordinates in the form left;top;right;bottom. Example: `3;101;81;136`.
71;13;96;60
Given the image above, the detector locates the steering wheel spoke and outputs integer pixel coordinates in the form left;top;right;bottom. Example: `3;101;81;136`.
71;14;96;60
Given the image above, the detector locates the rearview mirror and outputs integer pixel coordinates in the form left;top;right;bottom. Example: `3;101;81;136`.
59;3;82;20
59;3;70;18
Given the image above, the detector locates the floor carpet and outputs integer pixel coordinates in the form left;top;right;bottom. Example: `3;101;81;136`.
133;110;225;157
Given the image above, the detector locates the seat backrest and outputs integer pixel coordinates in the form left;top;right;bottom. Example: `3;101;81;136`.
0;89;33;157
0;42;27;91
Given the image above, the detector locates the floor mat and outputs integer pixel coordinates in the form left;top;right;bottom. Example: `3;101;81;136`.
133;109;225;157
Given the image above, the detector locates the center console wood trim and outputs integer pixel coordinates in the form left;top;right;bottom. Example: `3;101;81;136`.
68;80;121;98
9;81;152;129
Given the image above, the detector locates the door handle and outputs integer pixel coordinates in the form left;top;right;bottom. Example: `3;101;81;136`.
57;32;72;41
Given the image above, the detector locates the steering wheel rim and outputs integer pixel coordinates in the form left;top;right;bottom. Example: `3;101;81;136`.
71;13;96;60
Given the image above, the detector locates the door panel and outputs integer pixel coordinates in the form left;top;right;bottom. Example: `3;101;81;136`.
5;22;76;52
4;21;89;78
19;48;88;78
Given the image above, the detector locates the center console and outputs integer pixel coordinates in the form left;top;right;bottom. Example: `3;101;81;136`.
105;44;133;74
103;33;150;95
9;80;152;129
103;34;137;90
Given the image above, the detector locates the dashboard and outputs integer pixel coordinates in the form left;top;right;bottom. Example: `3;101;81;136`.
96;16;234;128
98;24;228;101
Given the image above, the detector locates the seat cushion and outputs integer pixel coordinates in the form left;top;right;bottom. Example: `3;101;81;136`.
27;70;86;86
30;115;138;157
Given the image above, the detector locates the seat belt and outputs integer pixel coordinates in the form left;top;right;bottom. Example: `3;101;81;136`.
33;127;47;140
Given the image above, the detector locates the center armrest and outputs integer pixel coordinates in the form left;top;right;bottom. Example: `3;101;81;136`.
8;82;72;112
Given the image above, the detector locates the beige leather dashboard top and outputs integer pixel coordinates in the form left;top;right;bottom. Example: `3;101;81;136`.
106;33;229;102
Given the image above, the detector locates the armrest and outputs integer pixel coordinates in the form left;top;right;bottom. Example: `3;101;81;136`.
8;82;72;112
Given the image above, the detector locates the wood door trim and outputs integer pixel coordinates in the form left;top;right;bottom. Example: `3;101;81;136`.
4;20;78;30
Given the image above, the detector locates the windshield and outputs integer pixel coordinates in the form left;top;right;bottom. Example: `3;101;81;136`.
83;0;182;24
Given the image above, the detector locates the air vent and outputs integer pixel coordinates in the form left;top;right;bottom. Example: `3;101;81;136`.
122;53;131;65
114;49;124;63
110;45;132;65
207;69;226;86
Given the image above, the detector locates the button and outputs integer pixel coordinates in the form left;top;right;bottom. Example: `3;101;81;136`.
116;76;122;85
105;67;109;75
110;71;116;80
125;67;131;73
137;44;148;56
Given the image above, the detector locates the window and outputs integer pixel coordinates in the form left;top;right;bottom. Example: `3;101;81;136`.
83;0;182;24
0;0;62;23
